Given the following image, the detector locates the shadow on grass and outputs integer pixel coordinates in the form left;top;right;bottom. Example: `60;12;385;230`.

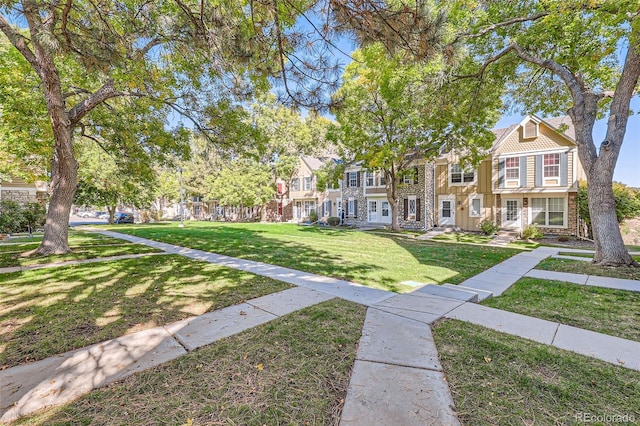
110;222;518;290
0;255;291;369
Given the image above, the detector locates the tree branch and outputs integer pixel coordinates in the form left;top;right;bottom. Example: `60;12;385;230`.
68;79;120;125
452;45;515;80
0;14;39;72
455;12;548;43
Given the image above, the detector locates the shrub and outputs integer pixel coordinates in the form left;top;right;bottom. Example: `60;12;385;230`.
478;220;499;236
309;210;318;223
21;202;46;234
521;224;543;240
558;235;569;242
0;201;26;234
327;216;340;226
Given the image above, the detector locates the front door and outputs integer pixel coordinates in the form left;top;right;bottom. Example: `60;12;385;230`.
502;199;521;228
439;196;455;226
368;200;378;222
380;201;391;224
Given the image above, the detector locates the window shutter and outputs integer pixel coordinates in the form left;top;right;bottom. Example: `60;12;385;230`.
560;152;568;186
535;155;542;187
414;166;419;183
416;199;421;221
353;200;358;218
356;172;361;187
520;156;527;188
403;198;408;220
327;201;332;217
498;159;505;188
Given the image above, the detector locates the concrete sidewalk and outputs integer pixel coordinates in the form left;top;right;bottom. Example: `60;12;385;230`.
3;232;640;424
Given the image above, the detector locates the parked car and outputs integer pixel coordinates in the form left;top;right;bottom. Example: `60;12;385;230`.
113;212;134;224
77;211;94;218
98;212;110;220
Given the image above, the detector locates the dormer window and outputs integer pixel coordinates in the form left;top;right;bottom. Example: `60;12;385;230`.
524;120;539;139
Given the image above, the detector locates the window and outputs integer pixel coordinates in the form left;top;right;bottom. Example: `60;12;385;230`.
277;182;284;195
379;173;387;186
505;157;520;180
290;178;300;192
531;197;566;227
407;196;416;221
365;172;375;187
450;164;475;185
348;172;358;187
303;201;316;218
348;198;355;217
303;176;313;191
469;196;482;217
543;154;560;178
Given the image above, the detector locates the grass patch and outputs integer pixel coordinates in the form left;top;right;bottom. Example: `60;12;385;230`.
433;319;640;425
483;278;640;341
104;222;518;292
0;244;161;268
430;232;494;245
558;252;640;262
537;258;640;281
0;255;291;368
17;299;365;425
0;230;161;267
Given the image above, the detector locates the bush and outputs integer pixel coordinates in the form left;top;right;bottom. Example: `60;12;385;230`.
478;220;499;236
309;210;318;223
327;216;340;226
558;235;569;242
521;224;543;240
0;200;24;234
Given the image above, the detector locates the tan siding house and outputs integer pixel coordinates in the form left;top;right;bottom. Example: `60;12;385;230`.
435;115;583;235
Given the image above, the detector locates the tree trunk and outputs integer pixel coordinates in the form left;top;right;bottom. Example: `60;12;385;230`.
35;127;78;255
108;205;116;224
387;171;401;231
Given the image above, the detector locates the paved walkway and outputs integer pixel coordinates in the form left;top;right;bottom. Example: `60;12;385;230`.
2;232;640;424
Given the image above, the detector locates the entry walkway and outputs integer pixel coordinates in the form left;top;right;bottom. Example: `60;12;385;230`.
2;232;640;424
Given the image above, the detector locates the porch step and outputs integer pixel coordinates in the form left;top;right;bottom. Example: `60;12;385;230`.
443;284;493;302
413;284;479;303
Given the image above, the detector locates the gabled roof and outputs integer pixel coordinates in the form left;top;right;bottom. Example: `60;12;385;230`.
490;114;576;152
301;154;341;172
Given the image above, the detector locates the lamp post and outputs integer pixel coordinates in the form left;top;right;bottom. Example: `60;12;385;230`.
179;167;185;228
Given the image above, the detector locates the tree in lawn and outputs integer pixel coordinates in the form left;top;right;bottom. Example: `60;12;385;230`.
74;137;162;224
331;43;502;231
208;160;274;220
451;0;640;266
0;0;345;255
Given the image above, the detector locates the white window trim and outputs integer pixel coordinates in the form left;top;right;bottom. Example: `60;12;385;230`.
348;172;358;188
468;195;483;218
449;164;476;186
365;171;376;187
403;174;415;185
407;195;417;221
303;176;313;191
504;156;520;187
348;197;355;217
528;197;568;228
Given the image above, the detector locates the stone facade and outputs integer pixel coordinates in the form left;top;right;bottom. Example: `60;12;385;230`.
0;189;37;204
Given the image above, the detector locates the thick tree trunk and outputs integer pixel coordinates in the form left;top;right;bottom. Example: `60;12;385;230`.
36;128;78;255
387;172;401;231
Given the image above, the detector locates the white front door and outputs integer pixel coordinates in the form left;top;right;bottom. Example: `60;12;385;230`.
439;196;455;226
368;200;378;222
502;199;521;228
380;201;391;224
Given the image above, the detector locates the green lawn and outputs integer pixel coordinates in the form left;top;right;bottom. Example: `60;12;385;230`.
101;222;518;292
430;232;494;245
536;257;640;281
16;299;365;426
433;320;640;425
0;255;291;368
483;277;640;341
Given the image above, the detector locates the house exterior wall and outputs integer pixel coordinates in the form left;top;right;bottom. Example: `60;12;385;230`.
0;176;46;204
435;159;493;231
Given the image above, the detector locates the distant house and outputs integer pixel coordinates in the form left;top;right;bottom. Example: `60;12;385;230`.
0;175;47;205
341;160;435;230
265;155;342;222
435;115;585;235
